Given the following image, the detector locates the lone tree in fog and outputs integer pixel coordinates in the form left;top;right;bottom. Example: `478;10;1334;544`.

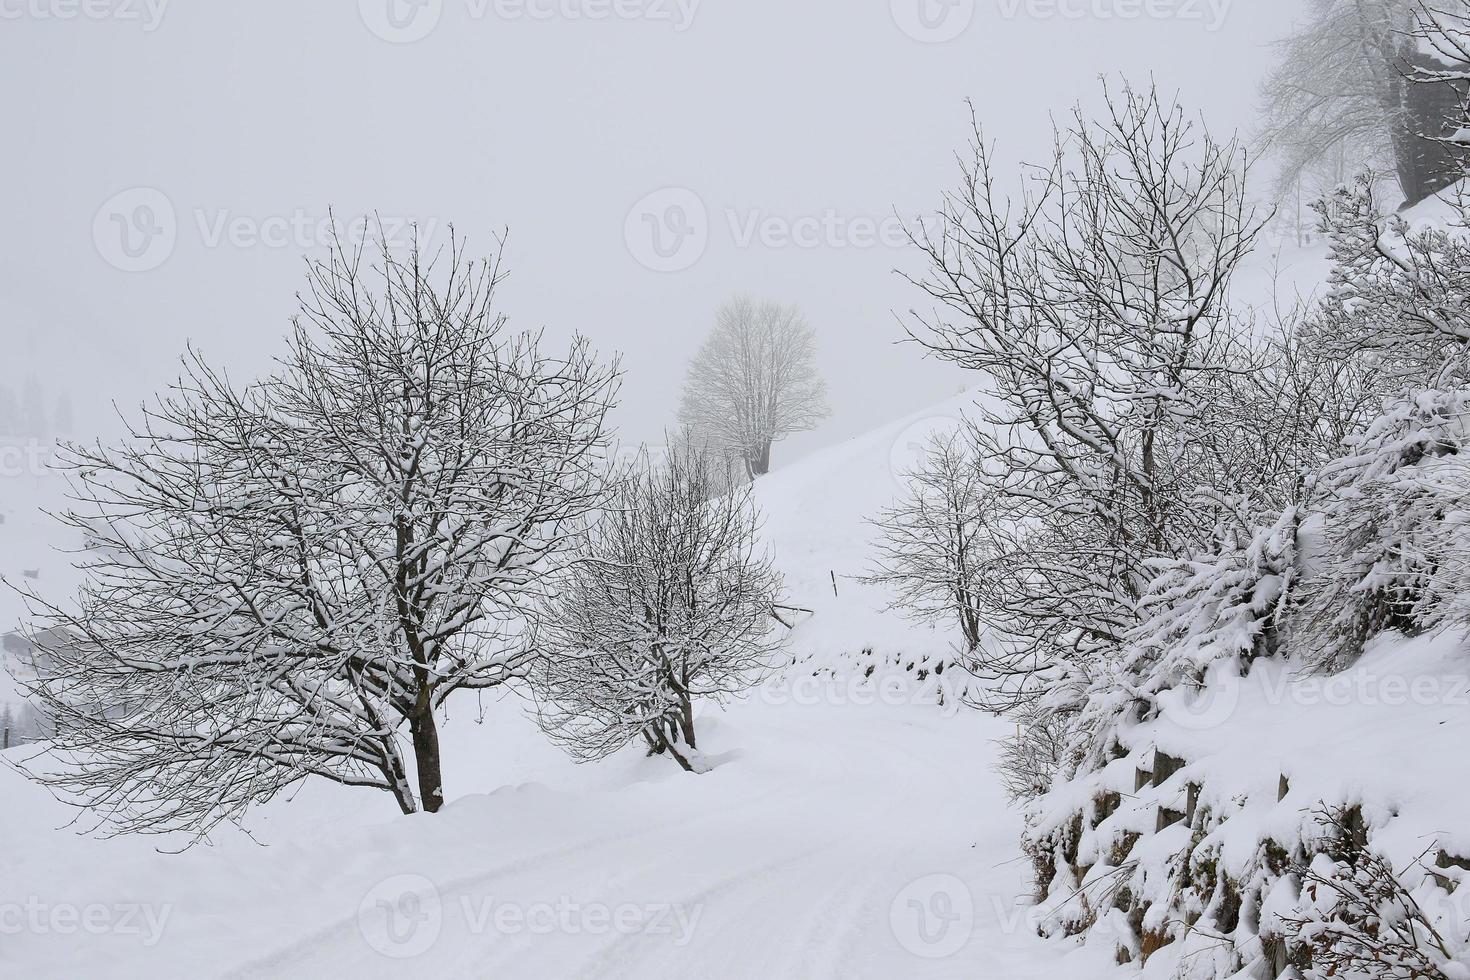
19;230;619;835
677;296;829;478
532;443;782;772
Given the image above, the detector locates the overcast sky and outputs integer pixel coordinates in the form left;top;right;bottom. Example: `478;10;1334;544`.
1;0;1305;469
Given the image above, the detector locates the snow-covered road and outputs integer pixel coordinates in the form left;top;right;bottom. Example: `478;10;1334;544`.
1;696;1116;979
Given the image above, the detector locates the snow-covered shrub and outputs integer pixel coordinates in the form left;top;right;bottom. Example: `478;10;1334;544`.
1018;511;1306;960
1282;806;1469;980
1307;177;1470;385
531;444;783;772
1018;206;1470;972
901;74;1470;978
1294;388;1470;670
1023;507;1303;795
994;700;1072;803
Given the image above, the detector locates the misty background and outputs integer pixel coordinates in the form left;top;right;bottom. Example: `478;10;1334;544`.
1;0;1302;465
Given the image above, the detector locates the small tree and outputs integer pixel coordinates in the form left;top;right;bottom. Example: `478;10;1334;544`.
19;230;619;835
677;295;829;478
864;428;992;651
532;444;782;772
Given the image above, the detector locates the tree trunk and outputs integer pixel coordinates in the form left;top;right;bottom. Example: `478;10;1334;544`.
647;705;700;773
750;441;771;477
385;745;420;815
677;694;697;750
411;711;445;813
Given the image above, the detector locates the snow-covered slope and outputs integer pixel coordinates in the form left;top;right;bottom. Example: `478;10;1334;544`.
0;212;1427;979
0;391;1124;980
753;391;970;677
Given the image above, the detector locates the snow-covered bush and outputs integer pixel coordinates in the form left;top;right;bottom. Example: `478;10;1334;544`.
1005;125;1470;977
1284;807;1468;980
531;444;783;772
1294;388;1470;670
1307;176;1470;384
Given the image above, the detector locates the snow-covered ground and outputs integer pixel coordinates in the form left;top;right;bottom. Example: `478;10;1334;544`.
0;392;1121;979
3;692;1127;978
0;223;1426;979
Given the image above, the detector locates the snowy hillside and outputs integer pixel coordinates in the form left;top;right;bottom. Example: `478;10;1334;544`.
0;219;1385;979
0;393;1120;980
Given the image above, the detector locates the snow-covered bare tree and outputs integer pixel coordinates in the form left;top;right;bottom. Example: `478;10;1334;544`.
864;428;992;651
902;83;1268;703
1306;175;1470;381
1260;0;1470;206
532;443;782;772
1260;0;1408;194
677;296;829;478
15;229;619;835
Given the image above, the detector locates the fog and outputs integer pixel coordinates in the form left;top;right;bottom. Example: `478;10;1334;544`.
2;0;1302;462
